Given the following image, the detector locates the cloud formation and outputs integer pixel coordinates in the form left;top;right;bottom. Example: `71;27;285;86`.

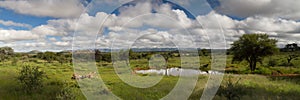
0;0;85;18
0;20;32;28
1;0;300;52
0;30;39;42
210;0;300;20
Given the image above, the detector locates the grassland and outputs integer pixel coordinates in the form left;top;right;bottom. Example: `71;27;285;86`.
0;53;299;100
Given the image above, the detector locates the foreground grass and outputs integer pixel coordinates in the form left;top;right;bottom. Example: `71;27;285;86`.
0;56;299;99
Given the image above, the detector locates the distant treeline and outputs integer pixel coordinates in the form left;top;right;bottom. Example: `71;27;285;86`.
0;43;298;64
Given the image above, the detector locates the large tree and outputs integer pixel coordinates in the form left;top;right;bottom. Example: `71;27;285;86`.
230;34;278;72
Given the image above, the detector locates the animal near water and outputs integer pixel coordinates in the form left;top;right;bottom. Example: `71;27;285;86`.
71;72;97;80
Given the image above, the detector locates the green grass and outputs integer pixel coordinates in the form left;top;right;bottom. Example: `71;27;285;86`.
0;53;299;99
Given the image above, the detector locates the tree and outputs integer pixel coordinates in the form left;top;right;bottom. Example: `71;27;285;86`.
161;52;172;75
200;49;208;56
284;43;299;67
95;49;102;62
0;47;14;62
43;51;56;63
284;43;299;52
129;49;140;60
230;34;278;72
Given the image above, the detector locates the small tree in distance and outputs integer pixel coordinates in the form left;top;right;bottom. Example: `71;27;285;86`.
283;43;299;67
0;46;14;62
230;34;278;72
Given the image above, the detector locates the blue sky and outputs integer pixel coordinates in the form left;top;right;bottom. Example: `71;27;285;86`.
0;0;299;52
0;8;53;30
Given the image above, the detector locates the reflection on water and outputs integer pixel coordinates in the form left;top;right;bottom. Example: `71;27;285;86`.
135;68;223;76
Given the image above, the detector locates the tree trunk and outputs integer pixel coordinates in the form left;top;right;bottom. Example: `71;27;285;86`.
165;60;168;76
253;61;257;71
287;58;292;67
249;60;253;72
249;60;256;72
248;56;258;73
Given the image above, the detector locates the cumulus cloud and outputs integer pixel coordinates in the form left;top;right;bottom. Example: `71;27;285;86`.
54;41;70;46
0;29;39;42
0;20;31;28
48;37;57;42
0;0;85;18
103;2;196;30
2;0;300;51
240;16;300;33
196;11;300;48
210;0;300;20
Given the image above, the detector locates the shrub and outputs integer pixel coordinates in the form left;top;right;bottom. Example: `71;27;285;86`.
11;57;18;66
267;58;277;67
56;82;77;100
17;64;46;93
217;77;247;100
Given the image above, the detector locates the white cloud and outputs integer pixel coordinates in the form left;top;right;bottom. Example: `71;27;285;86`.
196;11;300;48
212;0;300;20
240;16;300;33
104;3;196;29
196;11;238;29
31;12;111;37
0;20;31;28
0;29;39;42
32;25;67;36
3;0;300;51
118;1;152;17
48;37;57;42
54;41;70;46
0;0;85;18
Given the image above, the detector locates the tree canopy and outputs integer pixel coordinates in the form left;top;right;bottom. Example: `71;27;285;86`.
230;34;278;72
0;47;14;62
283;43;300;66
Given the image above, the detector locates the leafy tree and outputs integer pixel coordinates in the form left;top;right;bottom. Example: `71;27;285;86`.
95;49;102;62
161;52;172;75
284;43;299;52
54;52;72;65
200;49;208;56
101;53;112;62
230;34;278;72
57;55;66;65
0;46;14;62
37;51;57;63
129;49;140;60
283;43;299;66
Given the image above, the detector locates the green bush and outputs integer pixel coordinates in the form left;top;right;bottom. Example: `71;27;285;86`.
11;57;18;66
267;58;277;67
17;64;46;93
217;77;247;100
56;82;77;100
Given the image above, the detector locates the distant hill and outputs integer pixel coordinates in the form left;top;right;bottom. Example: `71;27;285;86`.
28;50;41;54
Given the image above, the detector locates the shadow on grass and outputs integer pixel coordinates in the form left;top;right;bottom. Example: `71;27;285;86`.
268;74;300;84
